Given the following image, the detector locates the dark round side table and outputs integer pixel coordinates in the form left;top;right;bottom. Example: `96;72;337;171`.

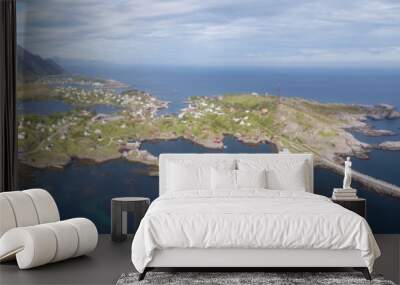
111;197;150;242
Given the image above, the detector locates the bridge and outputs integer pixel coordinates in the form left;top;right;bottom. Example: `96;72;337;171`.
317;158;400;199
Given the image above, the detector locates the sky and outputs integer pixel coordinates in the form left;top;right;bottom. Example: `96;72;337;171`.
17;0;400;67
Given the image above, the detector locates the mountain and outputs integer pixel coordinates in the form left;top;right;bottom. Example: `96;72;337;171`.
17;45;65;80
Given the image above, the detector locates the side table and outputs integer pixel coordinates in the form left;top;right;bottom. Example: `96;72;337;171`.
111;197;150;242
331;198;366;218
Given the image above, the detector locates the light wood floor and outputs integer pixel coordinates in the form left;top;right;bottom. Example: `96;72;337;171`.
0;235;399;285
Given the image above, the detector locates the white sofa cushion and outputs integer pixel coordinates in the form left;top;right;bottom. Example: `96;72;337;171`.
0;196;17;237
0;189;59;237
24;189;60;224
65;218;98;257
42;221;79;262
1;191;39;227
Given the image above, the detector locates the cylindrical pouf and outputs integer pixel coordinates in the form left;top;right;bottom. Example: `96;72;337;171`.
64;218;98;257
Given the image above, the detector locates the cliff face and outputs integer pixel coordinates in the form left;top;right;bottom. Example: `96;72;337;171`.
17;45;65;80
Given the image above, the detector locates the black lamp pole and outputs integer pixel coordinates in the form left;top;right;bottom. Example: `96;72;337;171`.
0;0;17;192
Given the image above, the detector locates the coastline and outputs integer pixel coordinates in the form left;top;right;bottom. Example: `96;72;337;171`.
16;75;400;198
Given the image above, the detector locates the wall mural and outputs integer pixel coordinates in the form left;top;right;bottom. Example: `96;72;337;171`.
16;0;400;233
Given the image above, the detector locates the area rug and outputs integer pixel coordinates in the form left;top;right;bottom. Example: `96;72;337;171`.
116;271;395;285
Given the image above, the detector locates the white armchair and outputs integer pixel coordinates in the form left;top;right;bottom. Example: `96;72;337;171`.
0;188;98;269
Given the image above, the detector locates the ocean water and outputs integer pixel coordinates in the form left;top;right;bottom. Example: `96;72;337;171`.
352;118;400;144
90;104;120;114
17;136;276;233
62;64;400;112
18;100;120;116
17;99;73;115
17;65;400;233
351;118;400;185
140;135;276;156
17;133;400;234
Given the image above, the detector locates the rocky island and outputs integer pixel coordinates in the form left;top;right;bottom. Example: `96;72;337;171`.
377;141;400;151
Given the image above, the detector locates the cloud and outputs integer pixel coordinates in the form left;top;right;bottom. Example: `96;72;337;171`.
243;46;400;66
17;0;400;67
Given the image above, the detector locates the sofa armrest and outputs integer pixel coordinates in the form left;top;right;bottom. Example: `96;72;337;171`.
0;218;97;269
0;226;57;268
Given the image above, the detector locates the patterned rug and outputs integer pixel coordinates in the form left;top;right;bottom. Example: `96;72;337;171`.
116;271;395;285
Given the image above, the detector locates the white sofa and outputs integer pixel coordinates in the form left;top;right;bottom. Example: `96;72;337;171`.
0;188;98;269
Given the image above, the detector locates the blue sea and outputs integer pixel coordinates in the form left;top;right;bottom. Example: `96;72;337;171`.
62;64;400;112
17;65;400;233
18;100;120;115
